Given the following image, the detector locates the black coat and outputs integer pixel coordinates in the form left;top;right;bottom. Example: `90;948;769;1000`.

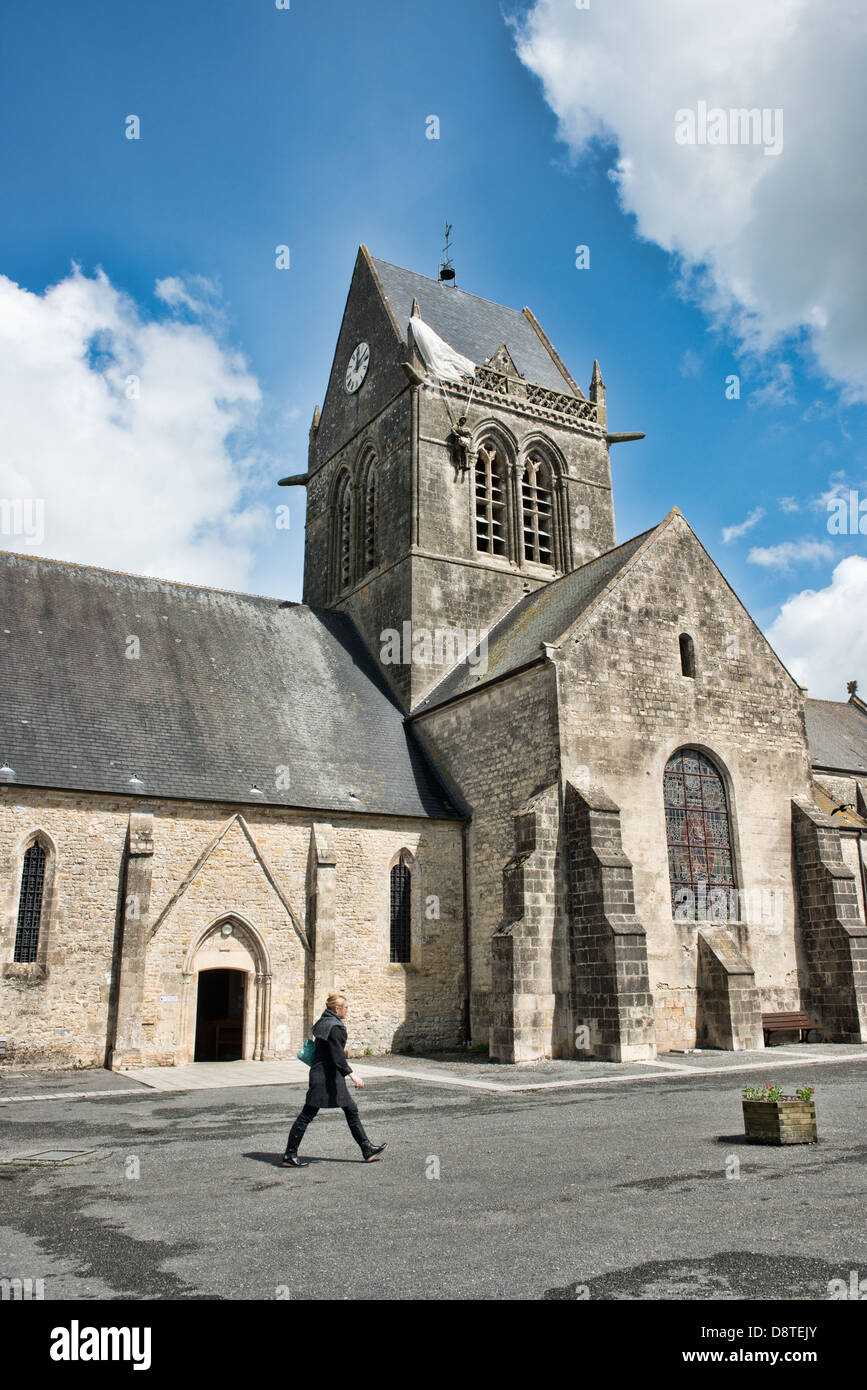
305;1010;354;1108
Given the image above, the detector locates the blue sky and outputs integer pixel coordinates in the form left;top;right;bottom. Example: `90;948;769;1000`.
1;0;865;697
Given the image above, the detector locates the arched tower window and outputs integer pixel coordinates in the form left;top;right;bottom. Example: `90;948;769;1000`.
361;463;377;575
332;472;352;594
389;859;412;963
521;452;554;565
679;633;696;678
664;749;736;916
475;443;508;557
14;840;47;963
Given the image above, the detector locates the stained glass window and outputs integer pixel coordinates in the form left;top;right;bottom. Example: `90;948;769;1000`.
390;861;412;963
664;749;735;916
14;841;46;963
475;445;508;557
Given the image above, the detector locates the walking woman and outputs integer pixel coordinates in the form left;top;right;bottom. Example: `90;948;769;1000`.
283;994;387;1166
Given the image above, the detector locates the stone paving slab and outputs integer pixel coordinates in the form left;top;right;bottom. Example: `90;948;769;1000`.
121;1059;313;1090
1;1044;864;1104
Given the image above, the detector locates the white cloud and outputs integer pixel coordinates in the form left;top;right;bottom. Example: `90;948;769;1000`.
814;470;855;511
679;348;702;379
155;274;226;329
778;497;800;513
0;267;270;587
722;506;765;544
514;0;867;401
747;537;835;571
765;555;867;696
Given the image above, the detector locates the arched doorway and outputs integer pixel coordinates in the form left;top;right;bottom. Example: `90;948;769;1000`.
194;969;247;1061
178;916;273;1064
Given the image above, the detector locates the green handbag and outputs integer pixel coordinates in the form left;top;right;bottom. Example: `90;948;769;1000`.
296;1034;316;1066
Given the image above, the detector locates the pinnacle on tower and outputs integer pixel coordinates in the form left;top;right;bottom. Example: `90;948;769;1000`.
590;360;606;429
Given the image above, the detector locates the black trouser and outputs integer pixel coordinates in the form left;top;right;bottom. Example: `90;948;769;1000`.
285;1101;369;1154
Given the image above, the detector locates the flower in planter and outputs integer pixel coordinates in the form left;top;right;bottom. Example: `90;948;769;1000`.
741;1081;816;1102
742;1081;784;1101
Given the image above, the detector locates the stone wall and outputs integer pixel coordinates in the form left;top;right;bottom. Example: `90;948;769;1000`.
696;927;763;1050
563;782;656;1061
413;664;561;1041
792;797;867;1042
490;785;567;1062
0;788;464;1068
555;512;814;1049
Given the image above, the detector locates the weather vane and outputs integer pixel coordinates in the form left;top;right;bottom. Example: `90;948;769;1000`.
438;222;456;285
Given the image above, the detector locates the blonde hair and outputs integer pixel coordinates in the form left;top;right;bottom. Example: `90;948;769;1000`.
326;993;347;1011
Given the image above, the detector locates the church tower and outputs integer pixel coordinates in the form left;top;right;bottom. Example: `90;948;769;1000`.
285;246;620;709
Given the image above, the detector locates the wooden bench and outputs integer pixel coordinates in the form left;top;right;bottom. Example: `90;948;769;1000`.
0;1038;8;1062
762;1012;820;1046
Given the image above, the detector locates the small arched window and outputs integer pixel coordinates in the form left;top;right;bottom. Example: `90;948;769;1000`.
14;840;47;963
475;444;508;557
680;633;696;678
389;860;412;963
333;473;352;594
521;452;554;565
664;749;736;916
362;465;377;575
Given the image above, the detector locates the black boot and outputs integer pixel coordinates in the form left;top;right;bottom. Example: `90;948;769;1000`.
281;1150;309;1168
361;1142;388;1162
283;1104;317;1165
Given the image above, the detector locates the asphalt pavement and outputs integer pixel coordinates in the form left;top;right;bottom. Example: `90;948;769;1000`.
0;1049;865;1300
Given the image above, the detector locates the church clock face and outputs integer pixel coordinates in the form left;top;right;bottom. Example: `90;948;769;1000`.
345;341;370;394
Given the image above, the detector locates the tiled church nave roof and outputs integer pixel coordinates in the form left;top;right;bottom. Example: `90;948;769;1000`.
0;550;457;818
805;697;867;774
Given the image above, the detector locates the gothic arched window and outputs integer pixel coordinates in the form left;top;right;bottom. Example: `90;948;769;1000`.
361;463;377;575
14;840;47;963
521;452;555;565
664;749;736;916
333;472;352;594
475;443;508;557
389;860;412;963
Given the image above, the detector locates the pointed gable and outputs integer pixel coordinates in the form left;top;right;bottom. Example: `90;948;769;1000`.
487;343;522;378
413;509;804;714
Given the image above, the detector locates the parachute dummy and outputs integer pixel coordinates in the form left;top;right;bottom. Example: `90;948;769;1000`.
408;314;478;473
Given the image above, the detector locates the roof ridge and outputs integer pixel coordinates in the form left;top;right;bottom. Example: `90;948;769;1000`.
411;585;532;712
371;254;532;322
0;548;298;607
806;697;858;707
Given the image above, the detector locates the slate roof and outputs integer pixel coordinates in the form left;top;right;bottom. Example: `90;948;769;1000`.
0;552;457;819
370;256;578;396
414;527;655;714
805;698;867;774
812;781;867;828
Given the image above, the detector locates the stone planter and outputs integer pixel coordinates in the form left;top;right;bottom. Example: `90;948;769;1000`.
742;1098;817;1145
